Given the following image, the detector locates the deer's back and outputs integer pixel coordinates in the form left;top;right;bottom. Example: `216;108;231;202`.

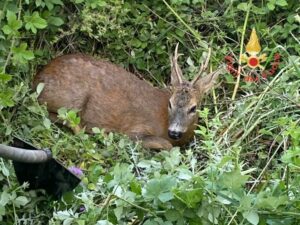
34;54;171;139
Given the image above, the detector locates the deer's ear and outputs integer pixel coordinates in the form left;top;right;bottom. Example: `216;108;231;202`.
193;69;222;94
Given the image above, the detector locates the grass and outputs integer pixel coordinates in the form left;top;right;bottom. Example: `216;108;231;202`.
0;0;300;224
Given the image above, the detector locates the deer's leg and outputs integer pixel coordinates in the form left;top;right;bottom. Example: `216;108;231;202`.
140;136;173;150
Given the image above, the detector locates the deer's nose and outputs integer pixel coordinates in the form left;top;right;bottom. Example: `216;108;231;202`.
168;130;182;140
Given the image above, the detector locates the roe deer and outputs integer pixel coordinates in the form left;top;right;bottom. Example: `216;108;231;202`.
33;44;222;149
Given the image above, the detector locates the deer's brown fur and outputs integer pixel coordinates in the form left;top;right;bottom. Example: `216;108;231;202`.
33;45;222;149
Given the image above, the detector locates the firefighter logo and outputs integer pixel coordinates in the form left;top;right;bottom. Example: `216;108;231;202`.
225;28;280;82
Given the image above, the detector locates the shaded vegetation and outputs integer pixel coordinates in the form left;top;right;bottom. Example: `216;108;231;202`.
0;0;300;224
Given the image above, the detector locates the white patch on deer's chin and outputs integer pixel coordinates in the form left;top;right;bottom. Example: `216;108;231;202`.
168;123;185;133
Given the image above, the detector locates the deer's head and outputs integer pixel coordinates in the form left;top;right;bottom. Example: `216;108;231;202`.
167;44;222;140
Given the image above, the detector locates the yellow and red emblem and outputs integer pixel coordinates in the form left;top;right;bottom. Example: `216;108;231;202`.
241;28;267;69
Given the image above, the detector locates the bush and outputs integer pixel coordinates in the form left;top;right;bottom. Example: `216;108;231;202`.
0;0;300;224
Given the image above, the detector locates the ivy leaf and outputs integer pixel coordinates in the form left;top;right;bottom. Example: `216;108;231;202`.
24;12;47;33
12;43;34;64
2;10;22;35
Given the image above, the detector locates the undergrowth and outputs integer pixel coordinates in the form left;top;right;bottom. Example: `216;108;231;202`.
0;0;300;225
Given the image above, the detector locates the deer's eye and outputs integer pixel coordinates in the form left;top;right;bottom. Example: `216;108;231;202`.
168;101;172;109
189;105;197;114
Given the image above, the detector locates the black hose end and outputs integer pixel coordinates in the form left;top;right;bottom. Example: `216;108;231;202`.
43;148;53;160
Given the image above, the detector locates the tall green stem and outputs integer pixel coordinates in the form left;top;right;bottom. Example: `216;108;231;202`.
231;0;252;101
3;0;22;73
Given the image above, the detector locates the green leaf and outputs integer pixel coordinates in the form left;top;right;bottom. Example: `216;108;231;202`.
158;192;173;203
87;183;96;190
267;3;275;10
239;195;253;211
43;118;51;129
243;211;259;225
88;0;107;9
13;196;29;207
96;220;113;225
219;168;249;190
0;89;14;108
275;0;288;6
58;107;67;116
163;148;181;171
108;163;134;188
281;146;300;167
143;175;176;202
76;220;86;225
171;0;190;4
48;16;64;26
130;38;142;48
174;188;203;208
0;74;12;83
63;218;74;225
67;110;77;120
7;10;19;25
0;205;6;218
114;207;123;221
2;10;22;35
36;83;45;96
44;0;63;10
24;12;47;33
92;127;101;134
12;43;34;64
165;209;181;222
51;0;64;5
256;194;288;210
237;3;249;11
130;180;142;195
0;191;10;206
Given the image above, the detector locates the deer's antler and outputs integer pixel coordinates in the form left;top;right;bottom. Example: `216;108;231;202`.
192;47;212;85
